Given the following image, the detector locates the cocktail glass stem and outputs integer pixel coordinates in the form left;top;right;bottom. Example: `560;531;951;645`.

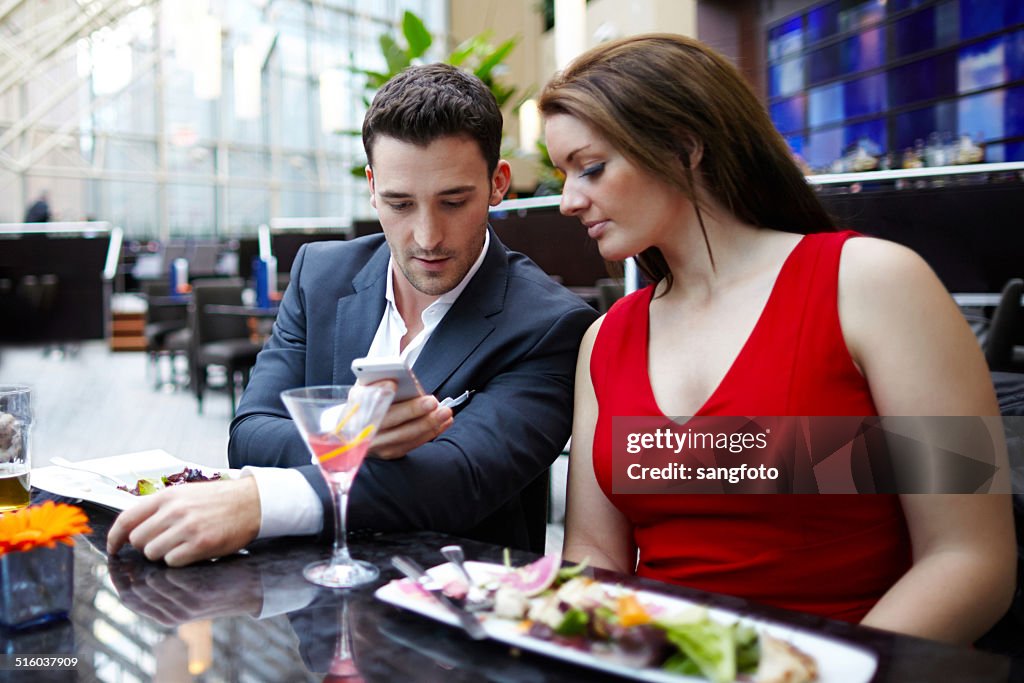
330;483;353;568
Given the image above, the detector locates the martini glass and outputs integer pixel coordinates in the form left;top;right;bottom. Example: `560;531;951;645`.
281;384;395;588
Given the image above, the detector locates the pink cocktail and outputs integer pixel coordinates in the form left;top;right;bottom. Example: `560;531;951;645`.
281;384;395;588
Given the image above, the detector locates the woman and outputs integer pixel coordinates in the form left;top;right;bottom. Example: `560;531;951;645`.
540;33;1015;644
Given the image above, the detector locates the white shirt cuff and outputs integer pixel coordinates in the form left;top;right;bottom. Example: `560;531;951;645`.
242;466;324;539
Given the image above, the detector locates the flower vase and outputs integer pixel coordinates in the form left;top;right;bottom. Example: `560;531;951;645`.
0;544;73;630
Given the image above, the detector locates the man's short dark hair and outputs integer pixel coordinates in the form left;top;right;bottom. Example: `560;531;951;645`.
362;63;502;176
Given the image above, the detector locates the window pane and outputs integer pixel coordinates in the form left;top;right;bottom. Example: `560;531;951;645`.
1009;29;1024;82
785;135;805;156
168;183;216;237
808;43;842;85
838;0;885;32
935;1;960;48
843;117;886;155
770;56;805;97
958;37;1007;94
844;73;887;118
891;7;936;59
770;95;806;134
842;27;885;73
958;90;1006;141
806;2;839;43
806;126;843;170
769;17;803;62
960;0;1009;40
889;53;957;107
809;83;844;127
888;0;929;12
1004;86;1024;138
1004;142;1024;162
893;102;956;151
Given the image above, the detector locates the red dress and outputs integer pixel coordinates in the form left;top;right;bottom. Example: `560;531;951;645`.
590;231;912;622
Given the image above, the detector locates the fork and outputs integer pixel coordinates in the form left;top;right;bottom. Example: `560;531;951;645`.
49;457;129;488
441;544;494;611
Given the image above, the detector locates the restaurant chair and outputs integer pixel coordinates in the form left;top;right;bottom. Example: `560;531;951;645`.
521;470;550;554
189;278;263;415
984;278;1024;373
142;280;189;389
596;277;625;313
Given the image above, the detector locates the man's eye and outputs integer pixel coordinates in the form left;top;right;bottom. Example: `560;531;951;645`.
442;200;467;209
387;202;411;211
580;162;605;178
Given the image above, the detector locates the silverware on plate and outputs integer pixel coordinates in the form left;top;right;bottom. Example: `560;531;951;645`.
440;544;494;611
49;457;129;488
391;555;487;640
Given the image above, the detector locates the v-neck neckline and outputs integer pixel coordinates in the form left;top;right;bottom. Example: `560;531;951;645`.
642;234;809;418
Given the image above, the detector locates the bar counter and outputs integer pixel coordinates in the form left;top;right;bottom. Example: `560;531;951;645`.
3;498;1018;682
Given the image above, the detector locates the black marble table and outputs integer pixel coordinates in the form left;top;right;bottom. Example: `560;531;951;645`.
3;499;1020;683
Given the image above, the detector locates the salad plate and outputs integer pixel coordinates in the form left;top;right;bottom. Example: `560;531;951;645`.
31;449;235;510
375;560;878;683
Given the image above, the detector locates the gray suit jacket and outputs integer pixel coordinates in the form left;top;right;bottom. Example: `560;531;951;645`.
228;229;597;550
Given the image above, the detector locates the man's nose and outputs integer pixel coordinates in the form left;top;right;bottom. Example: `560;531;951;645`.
413;210;444;251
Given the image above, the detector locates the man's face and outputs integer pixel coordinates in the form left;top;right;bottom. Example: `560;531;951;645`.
367;135;510;298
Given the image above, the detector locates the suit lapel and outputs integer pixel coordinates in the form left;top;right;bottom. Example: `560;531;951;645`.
413;228;507;394
332;242;390;384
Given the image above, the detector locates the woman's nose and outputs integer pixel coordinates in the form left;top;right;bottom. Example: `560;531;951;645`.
559;180;588;216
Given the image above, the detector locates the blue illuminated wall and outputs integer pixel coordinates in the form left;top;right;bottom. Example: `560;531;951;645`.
767;0;1024;170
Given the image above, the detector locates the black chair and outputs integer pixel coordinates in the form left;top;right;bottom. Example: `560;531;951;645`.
142;281;189;388
189;278;263;414
521;470;551;554
595;277;625;314
985;278;1024;372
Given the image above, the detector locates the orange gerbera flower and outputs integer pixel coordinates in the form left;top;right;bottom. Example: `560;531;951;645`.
0;502;91;556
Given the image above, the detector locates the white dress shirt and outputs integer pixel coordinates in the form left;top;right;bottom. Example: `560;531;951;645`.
242;232;490;539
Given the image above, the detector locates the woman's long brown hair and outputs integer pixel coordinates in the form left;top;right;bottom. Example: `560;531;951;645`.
539;33;835;291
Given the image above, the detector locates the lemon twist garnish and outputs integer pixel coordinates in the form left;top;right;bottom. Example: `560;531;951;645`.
318;424;376;463
331;402;361;436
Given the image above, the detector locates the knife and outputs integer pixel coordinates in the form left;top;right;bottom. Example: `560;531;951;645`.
391;555;487;640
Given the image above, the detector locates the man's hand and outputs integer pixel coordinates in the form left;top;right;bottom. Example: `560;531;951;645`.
107;477;262;567
368;394;452;460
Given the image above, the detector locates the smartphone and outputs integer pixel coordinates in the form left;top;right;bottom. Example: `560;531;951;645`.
350;356;425;402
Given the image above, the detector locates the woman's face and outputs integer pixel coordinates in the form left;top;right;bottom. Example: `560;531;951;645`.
544;113;690;262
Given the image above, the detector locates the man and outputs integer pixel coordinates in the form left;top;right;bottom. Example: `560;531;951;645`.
24;191;50;222
108;64;597;566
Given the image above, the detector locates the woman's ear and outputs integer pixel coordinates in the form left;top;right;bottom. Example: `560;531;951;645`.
679;136;703;170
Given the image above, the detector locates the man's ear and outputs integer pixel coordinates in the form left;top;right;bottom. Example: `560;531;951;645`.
365;165;377;209
489;159;512;206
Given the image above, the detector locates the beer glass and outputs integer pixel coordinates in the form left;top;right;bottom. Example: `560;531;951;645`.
0;385;31;513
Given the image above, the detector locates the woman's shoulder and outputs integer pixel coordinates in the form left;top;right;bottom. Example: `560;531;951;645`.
838;235;939;297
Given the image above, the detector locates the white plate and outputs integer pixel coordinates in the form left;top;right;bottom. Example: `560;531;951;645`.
375;561;878;683
31;449;236;510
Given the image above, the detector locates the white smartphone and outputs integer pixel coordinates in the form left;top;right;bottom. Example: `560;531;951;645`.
350;356;425;402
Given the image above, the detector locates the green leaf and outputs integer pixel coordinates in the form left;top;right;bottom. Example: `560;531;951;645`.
662;621;736;683
137;478;163;496
474;37;519;82
379;33;410;76
402;10;433;59
554;608;589;636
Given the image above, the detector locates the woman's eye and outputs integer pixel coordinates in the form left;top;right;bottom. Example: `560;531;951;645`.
579;162;605;179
